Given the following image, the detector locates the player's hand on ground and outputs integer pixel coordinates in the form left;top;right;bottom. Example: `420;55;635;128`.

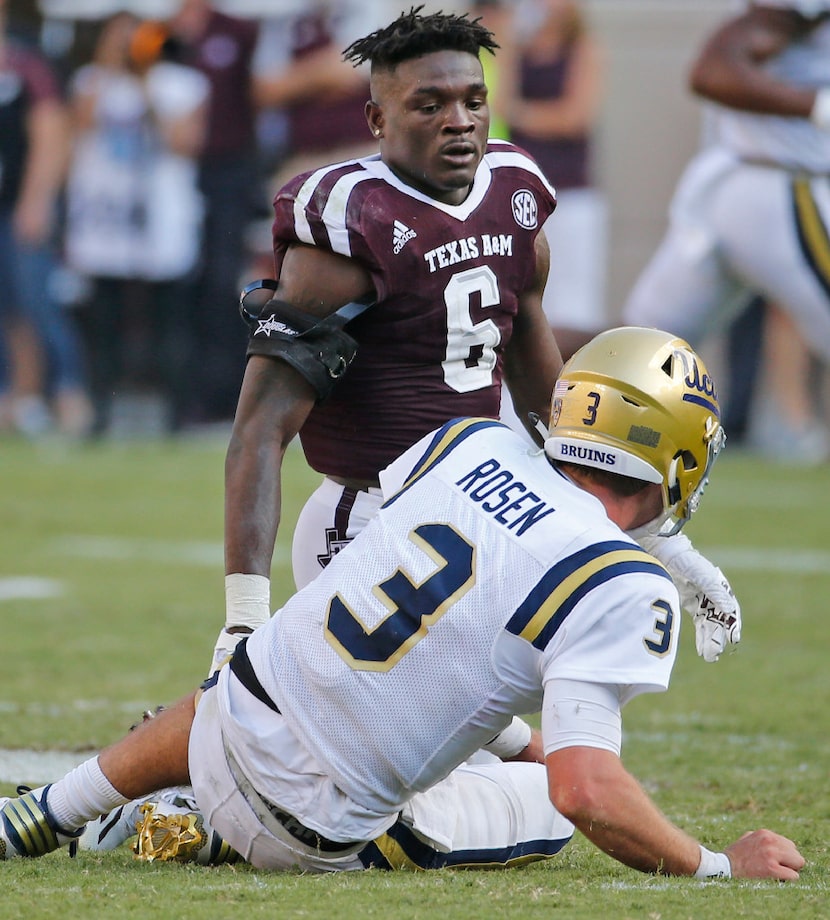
724;829;806;880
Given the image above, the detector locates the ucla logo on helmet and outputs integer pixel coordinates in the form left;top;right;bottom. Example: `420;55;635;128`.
673;348;720;416
511;190;538;229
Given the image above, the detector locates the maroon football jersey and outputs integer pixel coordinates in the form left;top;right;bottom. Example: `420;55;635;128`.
271;141;557;480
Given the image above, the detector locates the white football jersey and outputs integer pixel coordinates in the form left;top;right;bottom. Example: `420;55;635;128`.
712;2;830;171
245;420;680;815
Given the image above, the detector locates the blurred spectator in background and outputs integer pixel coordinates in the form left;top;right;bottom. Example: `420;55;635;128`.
0;0;91;438
64;12;209;436
246;0;383;278
253;0;383;193
500;0;607;360
623;1;830;464
165;0;260;428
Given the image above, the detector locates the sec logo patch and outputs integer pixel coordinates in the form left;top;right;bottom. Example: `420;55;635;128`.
511;190;538;229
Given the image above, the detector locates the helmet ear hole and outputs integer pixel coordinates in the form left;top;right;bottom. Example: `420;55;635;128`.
680;449;698;472
661;355;674;377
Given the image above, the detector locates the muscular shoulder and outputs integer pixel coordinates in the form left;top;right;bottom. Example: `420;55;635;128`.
272;157;383;262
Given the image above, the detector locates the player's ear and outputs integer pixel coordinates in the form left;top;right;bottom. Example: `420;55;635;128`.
366;100;383;139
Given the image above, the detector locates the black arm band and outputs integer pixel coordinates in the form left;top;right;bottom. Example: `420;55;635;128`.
244;298;358;403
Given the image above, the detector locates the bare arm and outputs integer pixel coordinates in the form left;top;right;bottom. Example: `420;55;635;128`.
224;243;374;579
689;6;823;117
224;355;315;578
547;746;805;879
502;232;563;440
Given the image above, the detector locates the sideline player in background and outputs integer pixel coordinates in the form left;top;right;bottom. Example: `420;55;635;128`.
0;327;804;880
215;8;740;690
623;1;830;458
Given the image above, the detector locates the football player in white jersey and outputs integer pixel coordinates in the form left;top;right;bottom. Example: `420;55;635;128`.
0;327;803;881
624;1;830;449
216;8;741;699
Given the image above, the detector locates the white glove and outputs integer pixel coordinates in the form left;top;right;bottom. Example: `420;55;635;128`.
631;529;741;663
209;574;271;677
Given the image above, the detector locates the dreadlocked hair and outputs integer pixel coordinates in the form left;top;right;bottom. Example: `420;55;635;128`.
343;6;499;71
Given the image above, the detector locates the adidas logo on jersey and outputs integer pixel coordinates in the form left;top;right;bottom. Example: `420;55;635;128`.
393;220;417;254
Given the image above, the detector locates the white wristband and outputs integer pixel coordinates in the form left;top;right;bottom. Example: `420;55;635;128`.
482;716;533;759
694;845;731;879
225;573;271;632
810;86;830;130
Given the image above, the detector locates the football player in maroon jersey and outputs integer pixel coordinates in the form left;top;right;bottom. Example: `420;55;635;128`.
215;8;741;689
217;9;561;685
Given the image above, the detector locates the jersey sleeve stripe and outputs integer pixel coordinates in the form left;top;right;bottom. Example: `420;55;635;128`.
506;542;671;650
293;170;325;245
322;168;375;257
484;146;557;199
383;418;506;507
291;162;372;256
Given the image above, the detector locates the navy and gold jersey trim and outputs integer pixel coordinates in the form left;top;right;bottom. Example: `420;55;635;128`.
383;418;507;508
791;174;830;300
358;818;571;871
506;540;672;651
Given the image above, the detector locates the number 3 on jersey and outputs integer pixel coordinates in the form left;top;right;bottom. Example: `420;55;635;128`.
325;523;475;671
442;266;501;393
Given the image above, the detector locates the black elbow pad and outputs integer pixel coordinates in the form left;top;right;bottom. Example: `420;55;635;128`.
241;283;358;403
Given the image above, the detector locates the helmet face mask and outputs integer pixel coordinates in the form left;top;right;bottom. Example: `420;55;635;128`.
544;327;725;533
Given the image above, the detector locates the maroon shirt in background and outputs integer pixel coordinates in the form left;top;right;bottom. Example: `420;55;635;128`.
174;9;259;159
271;141;557;481
508;43;592;190
0;40;62;207
286;11;370;155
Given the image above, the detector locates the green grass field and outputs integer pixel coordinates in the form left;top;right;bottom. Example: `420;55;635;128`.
1;434;827;918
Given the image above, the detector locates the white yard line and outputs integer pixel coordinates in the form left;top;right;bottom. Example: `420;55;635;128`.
49;535;224;566
700;546;830;575
0;578;64;601
46;535;291;567
0;748;91;784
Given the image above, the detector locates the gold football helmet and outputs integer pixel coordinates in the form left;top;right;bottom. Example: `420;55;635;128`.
544;326;725;533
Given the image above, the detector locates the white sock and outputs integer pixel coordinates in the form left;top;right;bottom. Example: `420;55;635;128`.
45;757;130;831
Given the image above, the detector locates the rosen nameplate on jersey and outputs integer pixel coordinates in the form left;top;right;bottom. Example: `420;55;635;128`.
456;459;555;535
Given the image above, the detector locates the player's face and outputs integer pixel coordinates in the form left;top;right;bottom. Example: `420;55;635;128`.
369;50;490;205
